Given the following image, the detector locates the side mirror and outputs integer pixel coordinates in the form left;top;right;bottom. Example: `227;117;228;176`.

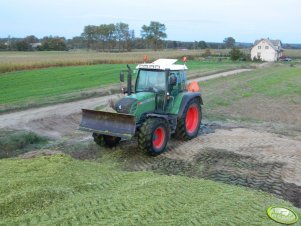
121;87;127;94
120;72;124;82
169;75;177;86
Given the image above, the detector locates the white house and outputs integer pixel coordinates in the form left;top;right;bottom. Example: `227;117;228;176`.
251;38;283;62
30;42;42;49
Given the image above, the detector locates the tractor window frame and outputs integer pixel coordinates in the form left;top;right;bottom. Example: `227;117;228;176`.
169;70;186;92
135;69;167;93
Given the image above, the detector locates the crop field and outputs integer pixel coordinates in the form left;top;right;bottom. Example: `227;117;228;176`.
0;49;231;73
283;49;301;58
0;59;249;112
0;56;301;225
0;49;300;73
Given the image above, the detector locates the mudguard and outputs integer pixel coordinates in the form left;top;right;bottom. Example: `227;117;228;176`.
178;92;203;118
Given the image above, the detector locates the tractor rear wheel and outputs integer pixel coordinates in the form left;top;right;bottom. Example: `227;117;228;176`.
92;133;121;148
138;118;169;155
174;98;201;140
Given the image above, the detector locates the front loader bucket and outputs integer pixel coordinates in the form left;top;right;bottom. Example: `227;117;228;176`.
79;109;136;139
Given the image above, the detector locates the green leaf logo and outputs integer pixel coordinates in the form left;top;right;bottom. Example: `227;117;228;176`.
267;206;299;224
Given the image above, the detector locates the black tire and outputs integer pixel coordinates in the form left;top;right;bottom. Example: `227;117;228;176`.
93;133;104;146
174;98;201;140
138;118;169;156
92;133;121;148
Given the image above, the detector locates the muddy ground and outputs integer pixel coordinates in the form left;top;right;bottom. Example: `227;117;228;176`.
62;121;300;208
27;111;300;208
1;68;301;208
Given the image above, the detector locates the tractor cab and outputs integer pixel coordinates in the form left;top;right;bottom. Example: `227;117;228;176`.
134;59;187;112
135;59;187;93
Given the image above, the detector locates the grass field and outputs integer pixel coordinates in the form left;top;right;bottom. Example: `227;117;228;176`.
0;64;130;104
201;64;301;124
0;153;299;225
0;60;248;112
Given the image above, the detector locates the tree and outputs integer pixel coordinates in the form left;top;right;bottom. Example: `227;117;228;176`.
15;35;39;51
125;29;135;51
229;47;242;61
68;36;85;49
105;23;116;51
97;24;115;51
141;21;167;51
0;41;6;50
24;35;39;44
223;37;235;48
115;22;129;51
38;36;67;51
81;25;98;49
198;41;207;49
16;40;31;51
172;41;178;49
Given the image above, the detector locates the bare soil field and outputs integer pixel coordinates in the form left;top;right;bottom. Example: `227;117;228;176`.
1;67;301;209
114;124;301;208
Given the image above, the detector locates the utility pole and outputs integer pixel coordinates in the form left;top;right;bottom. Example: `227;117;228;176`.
7;35;11;50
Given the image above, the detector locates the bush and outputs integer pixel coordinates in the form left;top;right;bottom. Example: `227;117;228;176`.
252;56;262;62
202;48;211;58
229;48;242;61
0;130;47;158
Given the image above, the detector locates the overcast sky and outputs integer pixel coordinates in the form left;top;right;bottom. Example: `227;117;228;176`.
1;0;300;43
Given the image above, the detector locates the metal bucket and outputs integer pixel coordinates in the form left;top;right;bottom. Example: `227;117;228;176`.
79;109;136;139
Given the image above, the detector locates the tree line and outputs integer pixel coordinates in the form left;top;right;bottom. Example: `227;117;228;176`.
0;21;243;52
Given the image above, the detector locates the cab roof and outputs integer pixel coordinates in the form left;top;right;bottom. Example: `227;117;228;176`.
136;59;188;71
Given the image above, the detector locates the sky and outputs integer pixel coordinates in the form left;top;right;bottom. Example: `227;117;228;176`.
1;0;300;43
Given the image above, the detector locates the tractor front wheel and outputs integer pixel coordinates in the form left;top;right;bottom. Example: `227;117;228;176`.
138;118;169;155
174;98;201;140
92;133;121;148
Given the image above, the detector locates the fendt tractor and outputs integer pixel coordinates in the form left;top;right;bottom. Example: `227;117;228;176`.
79;58;203;155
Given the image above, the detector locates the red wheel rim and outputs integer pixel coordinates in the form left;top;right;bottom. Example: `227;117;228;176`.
152;127;165;149
186;105;199;133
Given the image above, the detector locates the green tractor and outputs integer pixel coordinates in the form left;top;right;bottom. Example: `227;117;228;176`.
79;59;203;155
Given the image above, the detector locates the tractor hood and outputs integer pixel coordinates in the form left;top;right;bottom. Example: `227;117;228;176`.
115;92;156;119
114;92;156;115
129;92;156;102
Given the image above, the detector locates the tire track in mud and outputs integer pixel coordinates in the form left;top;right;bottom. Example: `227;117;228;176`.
117;126;301;208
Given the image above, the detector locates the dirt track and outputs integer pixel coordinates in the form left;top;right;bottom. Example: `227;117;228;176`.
0;68;252;138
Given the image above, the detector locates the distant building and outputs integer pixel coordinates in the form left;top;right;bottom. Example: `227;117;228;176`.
251;38;283;61
30;42;42;49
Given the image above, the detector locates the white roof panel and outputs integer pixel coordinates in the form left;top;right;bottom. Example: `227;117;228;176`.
136;58;187;70
153;59;178;65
